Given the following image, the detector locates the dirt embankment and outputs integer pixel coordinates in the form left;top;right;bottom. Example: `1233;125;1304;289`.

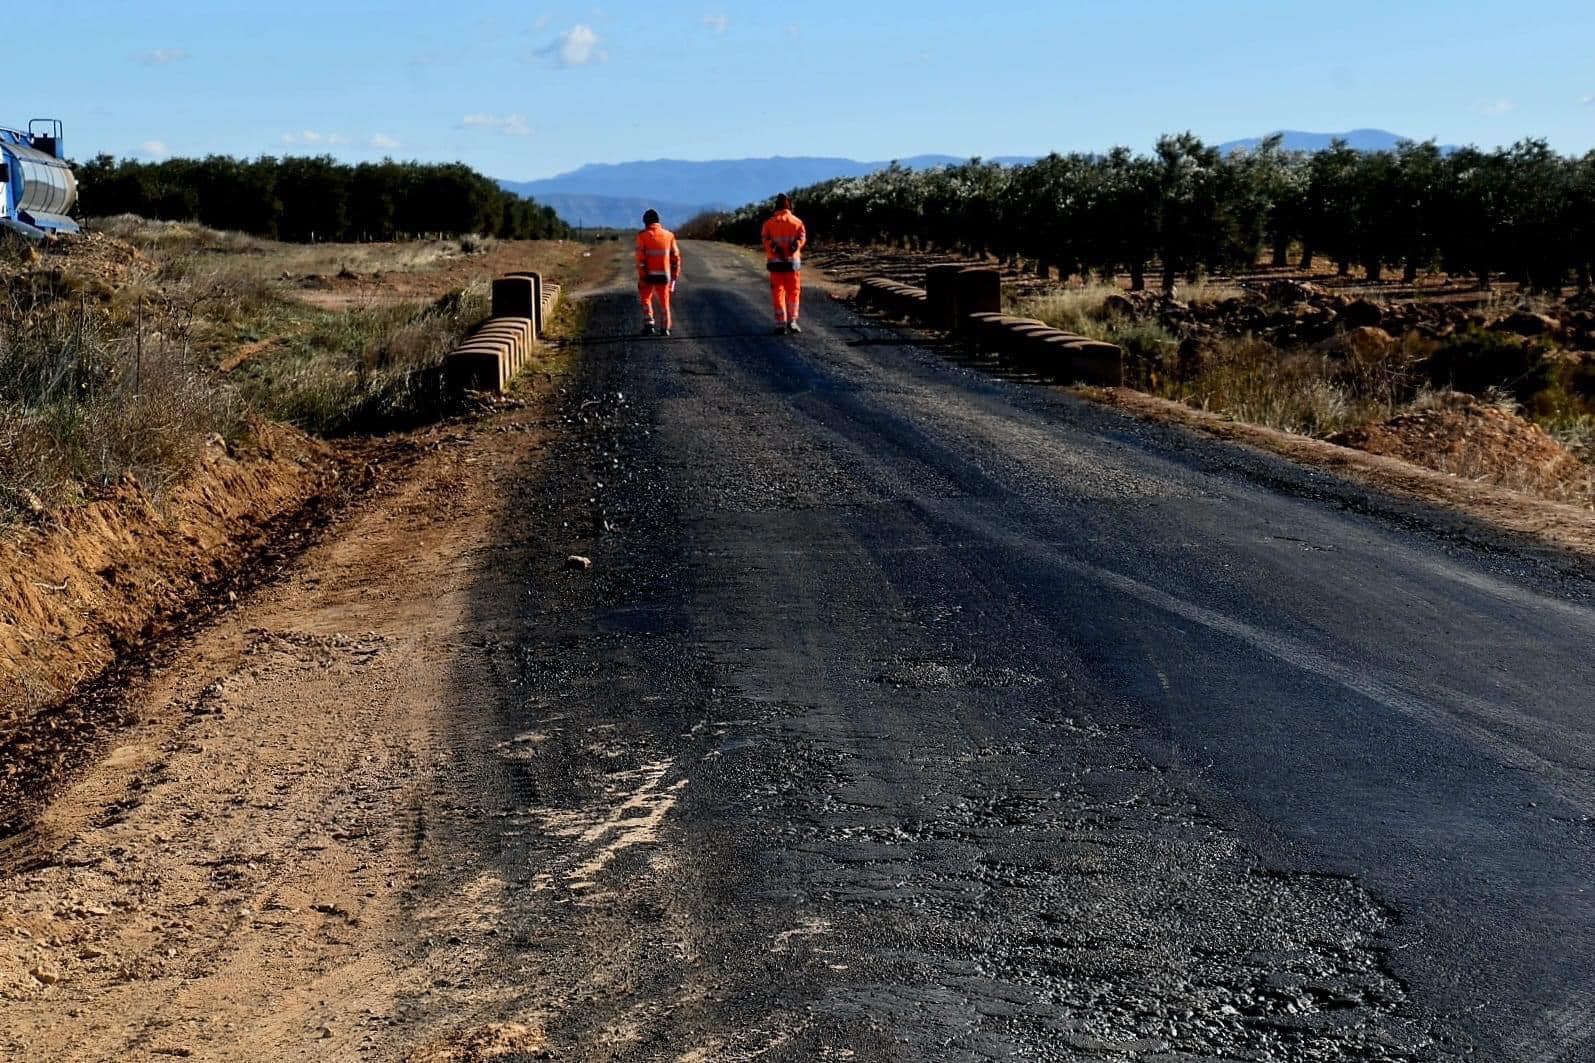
1085;386;1595;563
3;227;609;728
1330;392;1594;504
0;380;566;1063
0;424;346;738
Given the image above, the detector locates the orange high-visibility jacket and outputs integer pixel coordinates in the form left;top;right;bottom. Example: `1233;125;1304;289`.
636;223;682;283
761;209;806;272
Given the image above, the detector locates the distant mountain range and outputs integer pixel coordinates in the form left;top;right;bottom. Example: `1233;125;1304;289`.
1215;128;1426;154
498;154;1033;229
501;132;1430;228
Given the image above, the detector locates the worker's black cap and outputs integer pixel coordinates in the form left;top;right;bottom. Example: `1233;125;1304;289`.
643;208;660;225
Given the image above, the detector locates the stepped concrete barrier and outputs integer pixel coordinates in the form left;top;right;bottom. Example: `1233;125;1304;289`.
445;271;563;395
1014;330;1125;386
852;262;1125;387
970;314;1047;347
858;276;928;321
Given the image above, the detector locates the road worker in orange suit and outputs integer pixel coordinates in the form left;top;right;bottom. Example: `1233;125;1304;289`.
761;194;807;334
635;208;682;336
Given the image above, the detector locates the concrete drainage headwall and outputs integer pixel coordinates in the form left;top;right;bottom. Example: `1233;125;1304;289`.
444;271;563;395
857;267;1124;387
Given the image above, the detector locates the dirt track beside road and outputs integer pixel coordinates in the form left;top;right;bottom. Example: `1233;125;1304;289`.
0;391;566;1060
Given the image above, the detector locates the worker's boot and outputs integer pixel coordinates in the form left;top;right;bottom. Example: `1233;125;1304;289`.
787;321;803;335
660;326;671;337
773;323;788;335
641;322;656;336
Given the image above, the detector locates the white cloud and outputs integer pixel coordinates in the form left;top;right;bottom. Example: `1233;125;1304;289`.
1477;98;1514;116
133;47;189;66
369;133;401;150
460;113;532;136
1582;93;1595;106
538;24;606;66
702;14;730;34
281;130;349;147
139;140;170;158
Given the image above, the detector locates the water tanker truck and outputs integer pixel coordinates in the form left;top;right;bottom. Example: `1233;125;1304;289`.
1;119;78;239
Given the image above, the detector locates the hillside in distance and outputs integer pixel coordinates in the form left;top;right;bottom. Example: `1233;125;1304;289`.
1216;128;1429;153
498;154;1033;229
531;194;708;232
502;132;1426;227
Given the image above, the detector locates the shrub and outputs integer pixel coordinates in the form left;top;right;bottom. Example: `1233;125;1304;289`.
1420;326;1551;399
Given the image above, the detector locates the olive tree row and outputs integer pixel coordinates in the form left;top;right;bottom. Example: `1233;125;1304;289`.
715;135;1595;293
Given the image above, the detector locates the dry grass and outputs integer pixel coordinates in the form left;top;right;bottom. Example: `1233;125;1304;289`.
1017;287;1114;334
1019;278;1245;320
1;218;525;528
1163;337;1395;436
233;286;490;435
1014;288;1180;383
0;290;243;518
96;215;480;285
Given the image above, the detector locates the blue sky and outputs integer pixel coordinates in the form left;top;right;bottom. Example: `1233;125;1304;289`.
19;0;1595;179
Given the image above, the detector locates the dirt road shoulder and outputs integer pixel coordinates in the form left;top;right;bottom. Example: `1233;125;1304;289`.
0;370;570;1060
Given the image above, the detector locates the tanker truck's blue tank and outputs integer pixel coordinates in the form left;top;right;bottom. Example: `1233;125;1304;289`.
1;119;79;238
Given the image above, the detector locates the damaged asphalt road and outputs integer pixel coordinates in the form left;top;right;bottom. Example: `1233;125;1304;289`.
484;243;1595;1060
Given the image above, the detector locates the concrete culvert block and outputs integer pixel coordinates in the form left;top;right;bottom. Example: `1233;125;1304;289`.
469;325;530;373
858;277;895;304
446;348;508;394
540;281;561;327
455;335;517;387
877;283;927;320
963;312;1005;342
996;323;1058;366
980;316;1045;347
491;276;537;320
1022;333;1092;379
892;287;929;318
473;319;533;346
925;264;964;331
505;272;545;336
955;268;1002;326
1069;341;1125;387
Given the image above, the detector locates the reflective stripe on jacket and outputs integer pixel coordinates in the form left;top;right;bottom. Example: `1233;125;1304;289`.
636;223;682;282
761;209;806;272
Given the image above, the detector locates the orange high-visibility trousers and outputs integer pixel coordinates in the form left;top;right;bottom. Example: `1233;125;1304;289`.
770;272;801;324
639;280;672;328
